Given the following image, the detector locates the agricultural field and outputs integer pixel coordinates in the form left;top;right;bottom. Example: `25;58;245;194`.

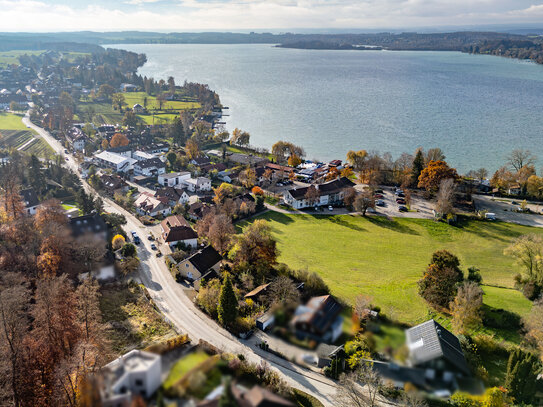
240;212;535;328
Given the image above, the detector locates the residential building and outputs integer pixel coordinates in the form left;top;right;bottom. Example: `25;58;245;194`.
79;161;94;179
133;158;166;177
198;382;294;407
160;215;198;249
101;350;161;407
65;126;87;152
94;151;136;173
158;171;191;187
265;163;296;181
291;295;343;343
227;152;269;167
20;188;39;215
283;177;355;209
120;83;138;92
187;201;212;221
107;145;133;158
134;192;171;217
190;156;211;166
132;103;144;113
184;176;212;192
177;245;222;282
133;150;156;161
69;213;107;240
139;143;169;154
100;174;129;195
155;187;190;206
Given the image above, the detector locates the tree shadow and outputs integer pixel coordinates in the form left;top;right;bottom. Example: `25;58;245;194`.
366;215;420;235
325;214;367;232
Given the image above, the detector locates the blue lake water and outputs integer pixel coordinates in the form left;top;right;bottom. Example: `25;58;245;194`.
113;44;543;172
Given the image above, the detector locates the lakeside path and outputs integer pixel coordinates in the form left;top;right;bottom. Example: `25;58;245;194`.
21;109;353;407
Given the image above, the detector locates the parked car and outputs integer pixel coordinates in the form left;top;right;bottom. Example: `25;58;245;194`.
328;205;333;211
367;207;377;213
131;231;140;245
147;234;154;241
397;192;405;198
396;198;406;204
395;190;404;195
511;201;519;205
485;212;496;220
156;251;162;257
150;243;157;250
374;189;384;194
376;199;385;206
276;182;284;187
373;193;384;199
398;205;408;212
64;149;68;154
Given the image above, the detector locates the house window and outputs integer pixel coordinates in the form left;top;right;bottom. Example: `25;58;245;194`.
135;379;143;386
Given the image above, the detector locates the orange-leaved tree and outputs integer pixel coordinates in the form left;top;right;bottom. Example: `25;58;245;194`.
417;160;458;192
109;133;129;148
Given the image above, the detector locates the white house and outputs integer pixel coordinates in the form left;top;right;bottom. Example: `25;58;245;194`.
133;150;156;161
283;177;355;209
94;151;136;173
132;103;144;113
134;192;171;217
133;158;166;177
20;188;39;215
183;176;212;192
65;127;87;152
101;349;161;406
158;171;191;187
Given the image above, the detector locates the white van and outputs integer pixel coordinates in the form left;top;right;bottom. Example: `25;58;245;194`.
485;212;496;220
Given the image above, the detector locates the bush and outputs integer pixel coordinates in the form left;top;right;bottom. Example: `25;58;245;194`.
522;280;542;301
290;388;325;407
467;267;482;284
121;243;137;257
145;334;190;355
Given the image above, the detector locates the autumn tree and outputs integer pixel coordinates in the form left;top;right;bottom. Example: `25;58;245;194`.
304;185;320;207
353;294;373;324
325;166;340;181
111;93;126;111
526;175;543;199
251;186;264;196
490;166;515;192
101;139;109;150
230;128;250;147
504;234;543;285
196;279;221;318
238;168;256;189
343;187;356;209
353;191;375;216
523;299;543;357
288;154;302;167
0;163;24;222
271;141;304;164
218;274;238;327
341;167;353;178
123;110;138;127
197;211;235;254
417;160;458;193
185;139;200;160
229;219;278;270
450;281;483;334
112;234;126;250
418;250;464;309
97;84;115;100
346;150;368;173
110;132;129;148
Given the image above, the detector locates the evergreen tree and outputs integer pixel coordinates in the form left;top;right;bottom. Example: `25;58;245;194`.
505;348;540;404
168;117;186;146
28;154;45;196
218;274;238;327
411;148;425;186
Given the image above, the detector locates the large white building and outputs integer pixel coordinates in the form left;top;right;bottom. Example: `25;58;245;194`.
101;349;161;407
157;171;191;187
94;151;136;173
184;176;212;192
133;158;166;177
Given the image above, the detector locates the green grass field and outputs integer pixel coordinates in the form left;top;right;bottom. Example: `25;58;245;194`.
240;213;535;325
0;50;44;67
120;91;200;111
0;111;32;131
163;351;210;390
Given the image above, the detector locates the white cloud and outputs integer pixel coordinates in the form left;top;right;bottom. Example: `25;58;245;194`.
0;0;542;31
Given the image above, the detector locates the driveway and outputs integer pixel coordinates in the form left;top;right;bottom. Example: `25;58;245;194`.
473;195;543;228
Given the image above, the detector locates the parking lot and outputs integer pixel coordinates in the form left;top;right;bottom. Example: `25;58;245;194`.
473;195;543;228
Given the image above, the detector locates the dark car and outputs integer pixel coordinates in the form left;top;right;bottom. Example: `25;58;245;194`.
150;243;157;250
374;189;384;194
376;199;385;206
398;205;408;212
397;192;405;198
373;193;384;199
396;198;406;204
147;234;154;241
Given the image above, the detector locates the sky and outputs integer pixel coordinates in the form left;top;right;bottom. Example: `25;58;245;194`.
1;0;543;32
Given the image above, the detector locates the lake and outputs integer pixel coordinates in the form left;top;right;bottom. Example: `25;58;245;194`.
112;43;543;172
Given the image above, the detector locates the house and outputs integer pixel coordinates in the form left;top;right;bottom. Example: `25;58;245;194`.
160;215;198;249
133;158;166;177
20;188;39;215
177;245;222;282
65;126;87;152
100;174;129;195
107;145;133;158
406;319;470;377
265;163;296;181
291;295;343;343
283;177;355;209
100;349;161;407
139;142;170;154
187;201;212;221
134;192;171;217
94;151;136;173
120;83;138;92
200;162;227;174
132;103;144;113
133;150;156;161
190;156;211;166
507;183;522;195
155;187;190;206
184;176;212;192
227;152;269;167
79;161;94;179
69;213;107;240
244;283;270;302
158;171;191;187
256;311;275;332
316;343;345;368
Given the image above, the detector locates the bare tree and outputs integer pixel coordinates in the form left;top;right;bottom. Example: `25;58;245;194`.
304;185;320;208
400;391;429;407
434;178;456;216
504;234;543;285
450;281;483;334
523;299;543;356
353;191;375;216
425;148;446;164
507;149;536;172
353;294;373;323
266;276;300;308
335;362;381;407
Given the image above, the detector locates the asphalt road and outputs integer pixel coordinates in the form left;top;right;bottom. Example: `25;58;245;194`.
22;110;339;406
473;194;543;228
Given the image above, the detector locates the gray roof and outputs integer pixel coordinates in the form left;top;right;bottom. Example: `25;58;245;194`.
136;157;165;169
20;188;39;208
69;213;107;238
406;320;469;375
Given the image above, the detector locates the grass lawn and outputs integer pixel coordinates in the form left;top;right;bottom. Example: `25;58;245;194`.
239;213;536;325
163;351;210;390
120;91;200;111
0;111;33;131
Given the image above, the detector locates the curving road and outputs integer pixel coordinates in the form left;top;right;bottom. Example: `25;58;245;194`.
22;109;339;406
